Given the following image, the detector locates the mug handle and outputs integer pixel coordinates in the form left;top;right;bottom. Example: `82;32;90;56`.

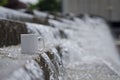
37;37;45;53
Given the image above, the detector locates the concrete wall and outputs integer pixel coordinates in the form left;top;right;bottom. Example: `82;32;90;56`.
62;0;120;21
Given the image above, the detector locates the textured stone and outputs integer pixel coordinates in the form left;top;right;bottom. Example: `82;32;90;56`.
0;19;28;47
66;60;120;80
0;8;120;80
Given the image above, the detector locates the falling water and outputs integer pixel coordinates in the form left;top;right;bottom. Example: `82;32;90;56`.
25;14;120;80
1;9;120;79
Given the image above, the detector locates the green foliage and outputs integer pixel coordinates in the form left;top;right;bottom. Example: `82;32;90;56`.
29;0;61;12
0;0;8;6
29;4;38;10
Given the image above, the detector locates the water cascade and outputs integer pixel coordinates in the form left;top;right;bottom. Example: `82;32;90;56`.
0;7;120;80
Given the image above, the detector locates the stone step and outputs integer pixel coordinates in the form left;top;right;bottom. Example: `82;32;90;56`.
0;45;63;80
0;7;53;25
66;60;120;80
0;7;120;80
0;19;28;47
0;7;34;23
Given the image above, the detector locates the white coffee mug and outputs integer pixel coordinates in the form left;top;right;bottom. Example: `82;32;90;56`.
21;34;43;54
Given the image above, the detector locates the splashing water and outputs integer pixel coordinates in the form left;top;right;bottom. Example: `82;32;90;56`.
26;14;120;79
1;14;120;80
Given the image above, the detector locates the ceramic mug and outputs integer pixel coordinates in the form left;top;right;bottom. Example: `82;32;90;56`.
21;34;43;54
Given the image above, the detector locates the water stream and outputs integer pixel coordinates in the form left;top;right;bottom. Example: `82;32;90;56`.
26;14;120;80
0;8;120;79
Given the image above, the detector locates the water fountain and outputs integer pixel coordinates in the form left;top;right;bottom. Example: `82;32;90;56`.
0;7;120;80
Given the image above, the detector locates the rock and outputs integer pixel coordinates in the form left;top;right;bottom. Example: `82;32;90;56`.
0;19;28;47
0;8;120;80
35;53;59;80
0;45;64;80
45;48;65;80
33;10;53;25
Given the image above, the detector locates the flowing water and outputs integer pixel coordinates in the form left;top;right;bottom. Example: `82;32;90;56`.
1;12;120;80
25;15;120;79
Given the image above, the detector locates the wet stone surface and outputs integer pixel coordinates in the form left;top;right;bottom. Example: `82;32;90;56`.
0;19;28;47
0;7;120;80
66;59;120;80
